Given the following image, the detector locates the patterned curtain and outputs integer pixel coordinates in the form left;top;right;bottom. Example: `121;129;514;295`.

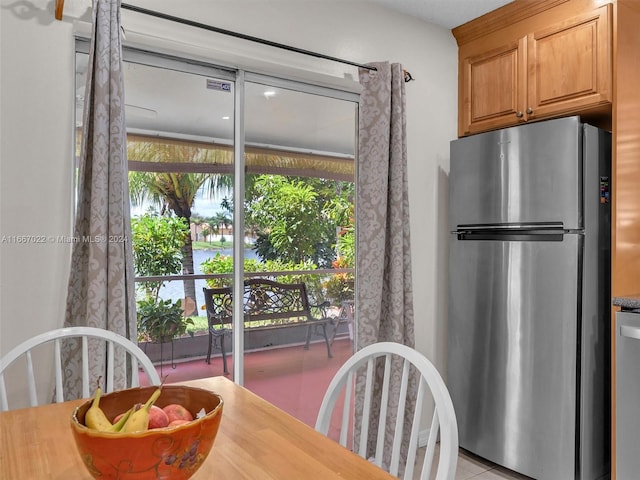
355;62;416;474
62;0;135;399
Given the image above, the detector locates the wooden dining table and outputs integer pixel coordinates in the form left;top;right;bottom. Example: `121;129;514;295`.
0;376;396;479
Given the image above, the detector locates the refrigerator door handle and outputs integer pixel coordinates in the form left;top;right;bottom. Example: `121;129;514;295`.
620;325;640;341
452;222;564;234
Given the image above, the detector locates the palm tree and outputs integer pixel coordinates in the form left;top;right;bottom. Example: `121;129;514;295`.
128;141;232;316
200;224;213;243
212;212;231;238
190;213;205;241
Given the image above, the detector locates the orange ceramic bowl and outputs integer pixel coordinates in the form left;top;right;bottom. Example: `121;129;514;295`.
71;385;223;480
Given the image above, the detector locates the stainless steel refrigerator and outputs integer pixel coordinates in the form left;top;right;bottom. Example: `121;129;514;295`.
447;116;611;480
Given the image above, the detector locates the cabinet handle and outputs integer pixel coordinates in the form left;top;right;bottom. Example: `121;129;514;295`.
516;111;524;118
526;107;534;115
620;325;640;340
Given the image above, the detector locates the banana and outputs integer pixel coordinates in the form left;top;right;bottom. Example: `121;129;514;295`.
121;387;162;433
84;384;113;431
109;407;134;432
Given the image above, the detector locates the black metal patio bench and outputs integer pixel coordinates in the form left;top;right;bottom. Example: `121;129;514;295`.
203;278;334;374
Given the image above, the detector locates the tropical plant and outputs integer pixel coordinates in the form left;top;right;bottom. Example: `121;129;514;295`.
336;224;355;266
127;141;232;315
131;211;189;300
245;175;346;267
190;213;205;241
200;223;215;244
136;297;194;343
212;211;232;233
199;212;232;244
323;256;355;304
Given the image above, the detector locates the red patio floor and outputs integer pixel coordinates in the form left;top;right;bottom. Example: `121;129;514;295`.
141;338;354;430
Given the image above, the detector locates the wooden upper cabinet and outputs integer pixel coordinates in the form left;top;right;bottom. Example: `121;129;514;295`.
528;5;611;119
461;37;527;134
456;1;612;137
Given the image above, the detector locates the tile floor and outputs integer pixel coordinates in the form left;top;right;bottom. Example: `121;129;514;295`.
416;445;533;480
447;450;532;480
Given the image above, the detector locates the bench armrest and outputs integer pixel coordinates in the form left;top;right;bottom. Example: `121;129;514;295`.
309;300;332;320
310;300;331;309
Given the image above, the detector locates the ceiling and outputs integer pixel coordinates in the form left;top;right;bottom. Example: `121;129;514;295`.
366;0;513;29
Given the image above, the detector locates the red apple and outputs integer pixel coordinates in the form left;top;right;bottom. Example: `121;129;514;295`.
148;405;170;429
113;412;127;424
168;419;191;427
163;403;194;423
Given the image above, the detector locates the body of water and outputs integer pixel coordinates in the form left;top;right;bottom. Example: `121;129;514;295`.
190;248;259;275
155;248;258;315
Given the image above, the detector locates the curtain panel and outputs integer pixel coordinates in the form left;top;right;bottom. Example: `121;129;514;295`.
355;61;416;474
62;0;136;399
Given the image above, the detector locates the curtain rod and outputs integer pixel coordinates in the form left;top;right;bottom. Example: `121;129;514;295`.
120;3;377;72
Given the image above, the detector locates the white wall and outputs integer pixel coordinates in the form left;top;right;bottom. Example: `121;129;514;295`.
0;0;457;388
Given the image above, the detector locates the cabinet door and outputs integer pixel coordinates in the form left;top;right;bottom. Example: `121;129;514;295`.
459;37;527;135
527;4;611;120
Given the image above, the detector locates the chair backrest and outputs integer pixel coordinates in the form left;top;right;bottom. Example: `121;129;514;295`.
0;326;161;411
315;342;458;480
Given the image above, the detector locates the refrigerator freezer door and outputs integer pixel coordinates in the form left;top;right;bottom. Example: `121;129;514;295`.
448;233;580;480
449;116;582;230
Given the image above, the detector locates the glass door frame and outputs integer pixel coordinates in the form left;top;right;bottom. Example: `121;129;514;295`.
232;71;359;385
76;39;359;386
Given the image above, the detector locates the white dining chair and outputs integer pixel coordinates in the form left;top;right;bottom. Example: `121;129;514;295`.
0;326;161;411
315;341;458;480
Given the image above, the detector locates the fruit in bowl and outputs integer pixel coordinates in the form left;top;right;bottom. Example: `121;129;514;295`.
70;385;223;480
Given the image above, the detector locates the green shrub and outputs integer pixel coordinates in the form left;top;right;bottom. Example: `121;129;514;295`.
131;212;189;300
137;297;194;343
323;257;354;304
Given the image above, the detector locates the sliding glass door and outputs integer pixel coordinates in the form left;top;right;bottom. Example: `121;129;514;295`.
75;43;358;427
239;78;357;421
